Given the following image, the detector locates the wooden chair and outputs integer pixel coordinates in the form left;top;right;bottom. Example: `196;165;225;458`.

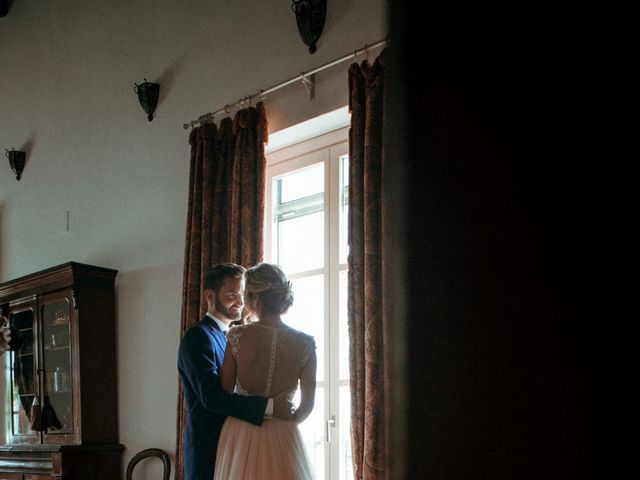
126;448;171;480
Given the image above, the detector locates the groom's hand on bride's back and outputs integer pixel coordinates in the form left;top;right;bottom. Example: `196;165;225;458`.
272;391;295;420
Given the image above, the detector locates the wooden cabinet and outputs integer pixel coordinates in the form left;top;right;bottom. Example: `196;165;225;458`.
0;263;122;479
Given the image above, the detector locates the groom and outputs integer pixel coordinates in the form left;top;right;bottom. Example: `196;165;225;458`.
178;263;291;480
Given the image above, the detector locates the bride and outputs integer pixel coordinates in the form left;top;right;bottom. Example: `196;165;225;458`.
213;262;316;479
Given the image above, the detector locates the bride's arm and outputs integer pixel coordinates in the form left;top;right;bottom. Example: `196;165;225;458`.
220;341;236;393
293;349;317;424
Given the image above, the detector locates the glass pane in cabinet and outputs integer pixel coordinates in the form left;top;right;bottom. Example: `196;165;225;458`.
42;300;73;434
8;309;36;437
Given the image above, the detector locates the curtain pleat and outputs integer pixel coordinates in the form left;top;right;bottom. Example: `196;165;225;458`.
175;103;267;480
348;50;390;480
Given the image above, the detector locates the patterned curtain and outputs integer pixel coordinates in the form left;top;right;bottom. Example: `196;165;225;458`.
348;50;390;480
174;103;268;480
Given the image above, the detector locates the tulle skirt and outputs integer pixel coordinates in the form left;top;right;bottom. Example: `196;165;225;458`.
214;416;314;480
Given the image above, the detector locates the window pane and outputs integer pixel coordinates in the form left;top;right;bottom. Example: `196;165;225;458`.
339;386;354;480
278;212;324;274
340;155;349;264
283;274;325;382
341;155;349;187
266;130;352;480
296;386;325;480
280;162;324;203
339;270;349;381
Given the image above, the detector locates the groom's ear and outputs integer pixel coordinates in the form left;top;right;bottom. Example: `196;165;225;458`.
204;288;216;306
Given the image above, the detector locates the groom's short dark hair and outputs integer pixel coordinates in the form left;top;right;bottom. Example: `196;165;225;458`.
204;263;246;293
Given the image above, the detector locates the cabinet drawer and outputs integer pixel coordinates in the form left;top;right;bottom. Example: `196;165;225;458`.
0;475;56;480
0;473;24;480
0;476;57;480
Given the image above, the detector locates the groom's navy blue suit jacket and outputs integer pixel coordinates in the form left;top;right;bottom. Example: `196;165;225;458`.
178;316;268;480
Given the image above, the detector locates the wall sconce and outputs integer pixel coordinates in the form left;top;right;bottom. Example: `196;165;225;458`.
0;0;11;18
5;148;26;181
291;0;326;54
134;79;160;121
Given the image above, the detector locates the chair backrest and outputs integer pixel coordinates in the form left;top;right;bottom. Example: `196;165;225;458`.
126;448;171;480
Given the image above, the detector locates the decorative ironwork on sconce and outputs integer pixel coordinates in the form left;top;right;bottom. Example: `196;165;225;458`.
134;79;160;121
291;0;327;54
0;0;11;18
5;148;26;181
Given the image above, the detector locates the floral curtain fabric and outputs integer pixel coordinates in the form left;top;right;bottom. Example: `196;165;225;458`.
175;103;267;480
348;50;391;480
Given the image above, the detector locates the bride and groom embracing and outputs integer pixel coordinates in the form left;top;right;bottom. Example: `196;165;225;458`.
178;262;316;480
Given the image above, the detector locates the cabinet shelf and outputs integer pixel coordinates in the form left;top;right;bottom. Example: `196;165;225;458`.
44;345;70;352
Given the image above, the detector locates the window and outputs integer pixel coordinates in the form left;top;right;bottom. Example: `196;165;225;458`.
265;111;352;480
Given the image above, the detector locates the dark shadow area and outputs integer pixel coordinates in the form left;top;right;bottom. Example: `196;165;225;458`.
387;1;622;478
322;0;351;43
18;135;36;179
156;57;185;110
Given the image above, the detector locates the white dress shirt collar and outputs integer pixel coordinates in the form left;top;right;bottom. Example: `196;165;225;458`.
205;312;230;334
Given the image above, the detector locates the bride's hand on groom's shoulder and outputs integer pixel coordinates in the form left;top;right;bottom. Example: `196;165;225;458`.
272;391;295;421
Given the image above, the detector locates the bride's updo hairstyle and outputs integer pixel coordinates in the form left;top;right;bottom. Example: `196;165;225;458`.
244;263;294;315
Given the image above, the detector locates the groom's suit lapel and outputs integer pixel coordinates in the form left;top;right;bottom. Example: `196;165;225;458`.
203;316;226;364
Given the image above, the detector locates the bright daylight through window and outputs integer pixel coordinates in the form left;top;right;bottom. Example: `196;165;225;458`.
265;108;352;480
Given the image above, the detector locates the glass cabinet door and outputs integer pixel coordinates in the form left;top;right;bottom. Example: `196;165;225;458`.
4;298;40;444
40;295;75;441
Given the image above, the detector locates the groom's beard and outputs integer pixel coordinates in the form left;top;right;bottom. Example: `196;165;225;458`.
215;298;242;321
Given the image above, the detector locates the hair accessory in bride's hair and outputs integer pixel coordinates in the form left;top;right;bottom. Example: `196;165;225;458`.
247;278;291;294
270;280;292;294
245;263;294;314
246;278;271;293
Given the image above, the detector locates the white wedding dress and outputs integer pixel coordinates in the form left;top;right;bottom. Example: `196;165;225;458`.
213;323;315;480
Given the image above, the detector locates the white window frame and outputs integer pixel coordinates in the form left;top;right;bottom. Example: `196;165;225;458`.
265;124;351;480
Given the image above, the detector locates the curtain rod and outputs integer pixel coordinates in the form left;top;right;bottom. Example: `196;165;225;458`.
182;38;387;129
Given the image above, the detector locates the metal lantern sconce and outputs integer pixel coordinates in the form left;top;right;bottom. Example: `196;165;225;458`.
134;79;160;121
0;0;11;17
291;0;326;54
5;148;26;181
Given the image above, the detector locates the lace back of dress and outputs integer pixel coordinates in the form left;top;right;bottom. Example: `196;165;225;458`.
264;329;278;397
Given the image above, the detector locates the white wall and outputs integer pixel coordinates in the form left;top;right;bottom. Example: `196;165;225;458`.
0;0;386;477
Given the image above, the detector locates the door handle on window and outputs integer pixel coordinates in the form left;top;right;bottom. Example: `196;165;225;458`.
325;415;336;442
